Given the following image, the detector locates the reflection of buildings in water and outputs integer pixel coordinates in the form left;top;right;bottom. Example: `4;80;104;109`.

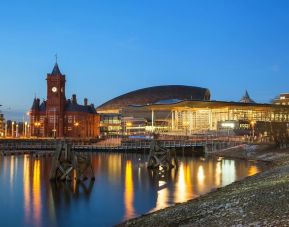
123;160;135;220
196;165;205;193
231;161;260;180
3;157;7;179
248;165;259;176
150;180;169;212
92;154;101;176
107;154;122;184
215;161;222;186
23;155;31;223
147;168;176;212
175;163;193;203
10;156;15;188
221;160;236;186
22;156;94;227
32;159;41;226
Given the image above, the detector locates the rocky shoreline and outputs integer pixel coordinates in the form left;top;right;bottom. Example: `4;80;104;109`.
119;145;289;227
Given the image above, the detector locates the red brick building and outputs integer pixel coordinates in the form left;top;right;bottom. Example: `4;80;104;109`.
30;63;99;138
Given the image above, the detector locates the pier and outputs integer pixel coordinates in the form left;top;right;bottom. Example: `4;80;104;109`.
0;137;244;156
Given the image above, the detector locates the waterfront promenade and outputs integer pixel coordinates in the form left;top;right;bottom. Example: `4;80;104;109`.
0;136;245;155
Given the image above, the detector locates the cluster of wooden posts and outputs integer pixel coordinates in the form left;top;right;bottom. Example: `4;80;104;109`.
49;142;95;182
147;139;179;170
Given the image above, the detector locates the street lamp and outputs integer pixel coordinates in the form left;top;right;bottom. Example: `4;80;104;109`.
34;121;41;137
16;124;19;138
74;122;80;127
250;120;256;141
24;121;28;137
4;122;7;138
11;121;15;138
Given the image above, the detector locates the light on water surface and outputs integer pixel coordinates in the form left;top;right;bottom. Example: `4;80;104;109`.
0;153;266;226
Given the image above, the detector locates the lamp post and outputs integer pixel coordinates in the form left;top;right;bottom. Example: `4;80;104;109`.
4;122;7;138
16;124;19;138
27;124;30;138
24;121;28;137
251;120;256;142
11;121;15;138
34;122;41;137
74;121;80;138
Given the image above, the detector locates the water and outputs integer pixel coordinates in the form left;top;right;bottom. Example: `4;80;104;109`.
0;153;267;227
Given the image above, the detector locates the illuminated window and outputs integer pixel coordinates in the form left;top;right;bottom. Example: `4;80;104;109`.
68;116;73;123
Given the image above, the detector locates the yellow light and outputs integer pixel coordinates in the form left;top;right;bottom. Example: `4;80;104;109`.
124;160;135;220
74;122;80;127
32;160;41;226
183;121;189;126
34;122;41;127
126;122;132;127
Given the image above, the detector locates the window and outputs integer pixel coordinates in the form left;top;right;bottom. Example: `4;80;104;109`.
68;116;73;123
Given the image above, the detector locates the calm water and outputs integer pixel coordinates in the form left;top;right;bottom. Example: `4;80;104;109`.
0;153;266;227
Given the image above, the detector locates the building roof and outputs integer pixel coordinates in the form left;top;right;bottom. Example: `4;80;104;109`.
97;85;211;111
39;101;46;112
30;98;96;114
51;63;62;75
65;100;96;114
31;98;40;111
240;90;255;103
127;99;289;111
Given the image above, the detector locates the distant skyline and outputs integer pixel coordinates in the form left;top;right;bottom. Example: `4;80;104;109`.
1;1;289;120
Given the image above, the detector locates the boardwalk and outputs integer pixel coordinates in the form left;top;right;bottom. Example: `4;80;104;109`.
0;138;243;156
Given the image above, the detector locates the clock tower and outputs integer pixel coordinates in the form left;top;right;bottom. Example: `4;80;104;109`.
46;63;66;137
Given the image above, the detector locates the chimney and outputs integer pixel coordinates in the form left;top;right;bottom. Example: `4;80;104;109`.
84;98;88;106
72;94;77;104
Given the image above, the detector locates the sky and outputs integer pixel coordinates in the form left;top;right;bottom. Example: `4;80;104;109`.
1;0;289;120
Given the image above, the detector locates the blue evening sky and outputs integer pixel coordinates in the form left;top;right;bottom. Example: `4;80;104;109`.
1;0;289;120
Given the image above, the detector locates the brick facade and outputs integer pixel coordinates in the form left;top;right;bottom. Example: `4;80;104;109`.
30;63;99;138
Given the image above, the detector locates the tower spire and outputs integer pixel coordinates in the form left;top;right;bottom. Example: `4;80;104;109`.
51;55;62;75
240;90;255;103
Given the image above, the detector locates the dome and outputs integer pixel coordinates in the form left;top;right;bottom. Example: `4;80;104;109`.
97;85;210;111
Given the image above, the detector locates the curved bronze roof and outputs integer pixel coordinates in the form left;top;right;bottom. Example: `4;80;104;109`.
97;85;210;111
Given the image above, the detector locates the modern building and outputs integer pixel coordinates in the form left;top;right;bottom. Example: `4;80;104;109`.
30;63;100;138
97;85;210;135
273;93;289;106
132;98;289;136
97;88;289;138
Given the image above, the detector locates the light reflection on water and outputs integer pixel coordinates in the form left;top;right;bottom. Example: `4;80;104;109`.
0;153;265;227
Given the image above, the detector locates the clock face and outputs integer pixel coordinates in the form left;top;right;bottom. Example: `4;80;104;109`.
52;87;57;93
